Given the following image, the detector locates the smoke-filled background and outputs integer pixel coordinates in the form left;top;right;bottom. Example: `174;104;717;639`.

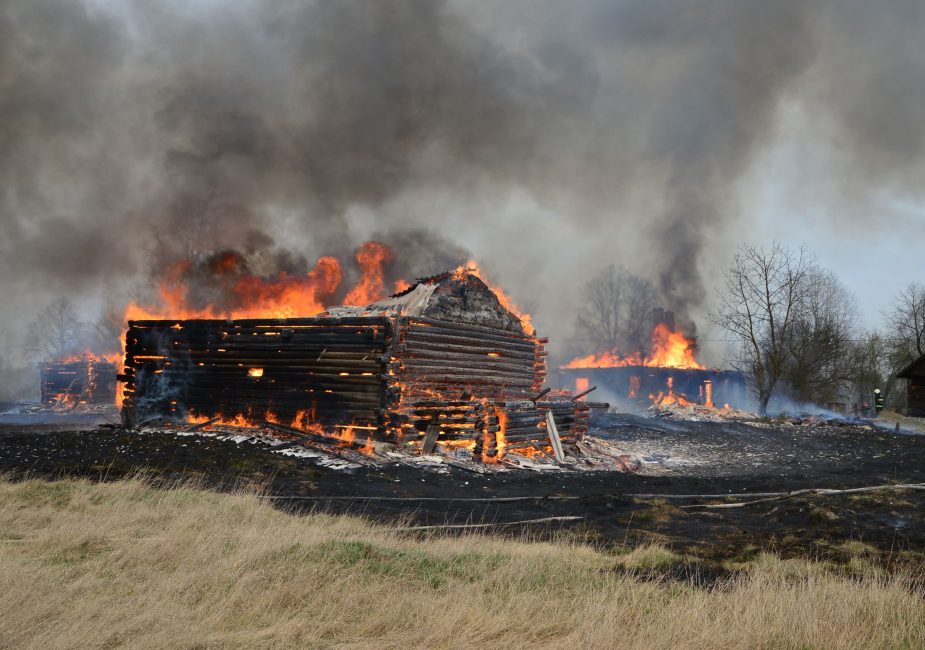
1;0;924;384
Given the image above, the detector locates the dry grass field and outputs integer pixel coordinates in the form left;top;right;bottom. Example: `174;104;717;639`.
1;476;924;649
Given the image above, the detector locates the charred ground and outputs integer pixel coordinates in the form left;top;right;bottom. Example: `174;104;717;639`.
2;413;924;575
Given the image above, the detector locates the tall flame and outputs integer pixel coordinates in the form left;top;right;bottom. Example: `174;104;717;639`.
344;241;394;305
56;350;122;366
117;241;396;407
563;323;704;369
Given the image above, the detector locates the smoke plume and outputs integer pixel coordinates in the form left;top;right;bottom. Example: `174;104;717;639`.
1;0;924;368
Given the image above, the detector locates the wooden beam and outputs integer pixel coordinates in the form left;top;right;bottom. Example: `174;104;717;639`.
421;424;439;455
545;410;565;462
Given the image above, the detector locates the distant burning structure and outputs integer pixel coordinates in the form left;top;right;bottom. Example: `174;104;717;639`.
39;357;118;408
555;322;747;411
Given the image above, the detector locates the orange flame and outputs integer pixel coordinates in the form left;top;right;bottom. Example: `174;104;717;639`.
563;323;704;370
231;256;343;319
55;350;121;366
187;412;252;428
493;404;508;461
704;380;714;408
628;375;640;399
344;241;394;305
120;241;400;323
118;242;397;408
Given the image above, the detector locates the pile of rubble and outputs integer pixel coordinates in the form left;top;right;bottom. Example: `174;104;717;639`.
648;399;756;422
134;418;637;474
648;396;876;429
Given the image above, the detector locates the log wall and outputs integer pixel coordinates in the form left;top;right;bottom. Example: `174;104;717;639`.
121;315;588;453
120;317;391;428
39;361;117;405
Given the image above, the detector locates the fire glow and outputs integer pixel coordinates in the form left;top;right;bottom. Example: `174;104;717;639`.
563;323;705;370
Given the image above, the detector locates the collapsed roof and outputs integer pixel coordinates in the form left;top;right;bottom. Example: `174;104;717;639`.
324;271;526;335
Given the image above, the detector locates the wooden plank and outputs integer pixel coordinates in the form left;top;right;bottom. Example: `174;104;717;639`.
546;410;565;462
421;424;439;455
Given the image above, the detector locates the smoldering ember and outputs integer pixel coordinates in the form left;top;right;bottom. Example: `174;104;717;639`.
4;1;925;646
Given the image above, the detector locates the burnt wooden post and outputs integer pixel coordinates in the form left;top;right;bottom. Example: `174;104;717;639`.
545;410;565;462
421;424;439;455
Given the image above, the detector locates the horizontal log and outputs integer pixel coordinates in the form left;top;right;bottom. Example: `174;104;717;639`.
397;372;534;387
399;349;536;365
129;358;384;370
399;358;535;376
128;339;387;352
396;340;536;360
401;329;537;352
187;393;389;407
138;408;380;425
130;316;391;328
398;362;535;378
154;389;385;404
168;396;387;410
406;317;533;340
126;343;385;355
137;370;384;385
129;334;387;348
396;399;481;407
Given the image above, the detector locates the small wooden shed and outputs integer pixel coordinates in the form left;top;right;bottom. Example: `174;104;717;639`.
897;354;925;418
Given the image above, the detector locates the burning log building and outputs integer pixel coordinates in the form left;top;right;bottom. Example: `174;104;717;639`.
555;365;746;411
554;322;748;411
119;269;590;458
39;358;118;408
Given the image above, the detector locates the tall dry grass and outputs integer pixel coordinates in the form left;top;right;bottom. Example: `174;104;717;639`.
0;476;923;649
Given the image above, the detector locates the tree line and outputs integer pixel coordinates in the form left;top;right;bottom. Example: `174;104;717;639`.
574;243;924;415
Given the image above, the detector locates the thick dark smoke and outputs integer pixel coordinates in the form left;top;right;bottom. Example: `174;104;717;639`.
1;0;924;373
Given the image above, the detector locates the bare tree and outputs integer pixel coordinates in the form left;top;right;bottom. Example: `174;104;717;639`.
783;268;858;404
712;243;815;414
24;298;86;360
845;331;902;413
89;302;125;354
886;282;925;362
881;282;925;413
574;265;659;354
